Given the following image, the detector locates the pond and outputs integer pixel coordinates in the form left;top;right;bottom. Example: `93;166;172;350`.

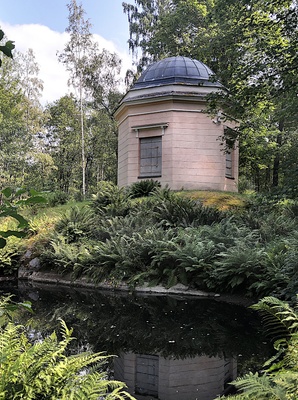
1;282;272;400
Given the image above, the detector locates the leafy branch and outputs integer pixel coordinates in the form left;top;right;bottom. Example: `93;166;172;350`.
0;29;15;66
0;187;47;248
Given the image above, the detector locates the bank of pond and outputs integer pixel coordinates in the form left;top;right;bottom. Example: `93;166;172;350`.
2;182;298;303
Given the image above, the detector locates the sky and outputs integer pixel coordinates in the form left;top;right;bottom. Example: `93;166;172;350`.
0;0;134;104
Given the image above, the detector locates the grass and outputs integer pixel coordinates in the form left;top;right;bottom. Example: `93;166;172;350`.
24;201;92;248
23;200;92;219
177;190;247;210
0;201;91;255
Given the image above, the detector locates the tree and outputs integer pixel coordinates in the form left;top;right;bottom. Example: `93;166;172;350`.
83;48;123;119
0;29;14;66
0;31;45;190
123;0;298;193
86;109;118;188
15;48;44;136
58;0;98;199
45;95;81;194
0;58;28;188
59;1;125;195
123;0;214;72
208;0;298;191
82;48;123;184
123;0;172;70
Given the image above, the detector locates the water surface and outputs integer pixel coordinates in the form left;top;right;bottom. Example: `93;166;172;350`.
1;282;271;400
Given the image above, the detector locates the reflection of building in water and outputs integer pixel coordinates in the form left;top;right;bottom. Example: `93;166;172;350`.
114;352;237;400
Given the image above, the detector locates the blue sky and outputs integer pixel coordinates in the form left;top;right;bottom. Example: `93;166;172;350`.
1;0;130;52
0;0;133;103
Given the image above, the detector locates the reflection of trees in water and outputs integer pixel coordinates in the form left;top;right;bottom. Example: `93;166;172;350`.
12;284;271;373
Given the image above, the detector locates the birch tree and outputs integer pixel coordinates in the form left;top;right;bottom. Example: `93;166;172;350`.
58;0;96;199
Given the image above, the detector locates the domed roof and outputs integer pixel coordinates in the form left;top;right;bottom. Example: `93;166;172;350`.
133;56;219;89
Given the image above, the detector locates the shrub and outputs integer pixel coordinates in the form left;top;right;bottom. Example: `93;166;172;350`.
204;240;267;295
0;237;22;275
83;227;176;285
148;230;218;289
91;181;130;217
278;199;298;218
128;179;161;198
46;191;69;207
40;235;92;276
92;181;118;208
54;205;95;243
0;217;24;275
151;188;225;228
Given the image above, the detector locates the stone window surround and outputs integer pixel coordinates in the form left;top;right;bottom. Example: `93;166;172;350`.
132;122;169;137
132;123;168;179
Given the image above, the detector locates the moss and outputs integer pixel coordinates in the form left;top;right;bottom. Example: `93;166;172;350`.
177;190;247;210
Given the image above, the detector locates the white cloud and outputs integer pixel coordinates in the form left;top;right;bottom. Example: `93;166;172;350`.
0;21;132;105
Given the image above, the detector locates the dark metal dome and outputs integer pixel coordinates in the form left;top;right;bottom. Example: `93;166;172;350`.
133;56;219;88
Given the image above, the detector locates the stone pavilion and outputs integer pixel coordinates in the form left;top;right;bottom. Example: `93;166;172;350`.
114;56;238;192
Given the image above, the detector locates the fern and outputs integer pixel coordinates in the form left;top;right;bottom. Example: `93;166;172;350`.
128;179;161;198
55;205;95;243
250;297;298;339
230;372;287;399
0;316;135;400
219;297;298;400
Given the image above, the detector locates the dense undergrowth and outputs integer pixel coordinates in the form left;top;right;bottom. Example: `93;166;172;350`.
1;180;298;302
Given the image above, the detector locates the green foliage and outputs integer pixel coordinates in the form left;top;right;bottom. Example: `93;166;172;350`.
91;181;119;208
41;235;93;277
57;1;123;198
123;0;298;192
219;297;298;399
54;205;95;243
127;179;161;198
0;29;15;66
85;227;176;285
150;188;225;228
0;187;46;248
0;36;45;191
46;191;69;207
0;235;23;274
91;181;130;217
0;295;32;325
0;187;47;275
206;244;266;293
44;95;82;194
148;229;218;289
0;297;134;400
19;189;298;299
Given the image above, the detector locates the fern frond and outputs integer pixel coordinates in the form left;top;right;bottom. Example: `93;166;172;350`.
0;315;134;400
250;297;297;339
232;372;286;399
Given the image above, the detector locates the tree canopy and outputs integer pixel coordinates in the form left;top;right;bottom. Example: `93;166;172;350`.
123;0;298;192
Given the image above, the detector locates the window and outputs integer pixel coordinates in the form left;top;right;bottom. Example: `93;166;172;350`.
139;136;162;178
135;355;159;397
225;151;233;178
224;126;237;179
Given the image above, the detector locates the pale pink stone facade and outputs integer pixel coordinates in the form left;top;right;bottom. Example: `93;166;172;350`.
115;83;238;192
114;352;237;400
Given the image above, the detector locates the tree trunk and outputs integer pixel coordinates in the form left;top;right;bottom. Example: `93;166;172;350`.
272;121;284;188
80;74;86;200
